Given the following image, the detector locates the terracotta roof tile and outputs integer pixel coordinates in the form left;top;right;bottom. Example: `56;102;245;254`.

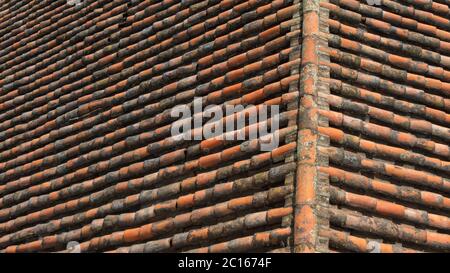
320;0;449;253
0;0;448;253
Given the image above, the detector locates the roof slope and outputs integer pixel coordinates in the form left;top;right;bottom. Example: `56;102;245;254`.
319;0;450;252
0;0;300;253
0;0;448;253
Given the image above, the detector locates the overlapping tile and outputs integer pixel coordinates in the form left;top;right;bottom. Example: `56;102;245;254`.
0;0;448;253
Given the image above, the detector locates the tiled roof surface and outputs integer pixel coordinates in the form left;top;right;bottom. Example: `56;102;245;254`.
0;0;300;253
321;0;450;252
0;0;448;253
